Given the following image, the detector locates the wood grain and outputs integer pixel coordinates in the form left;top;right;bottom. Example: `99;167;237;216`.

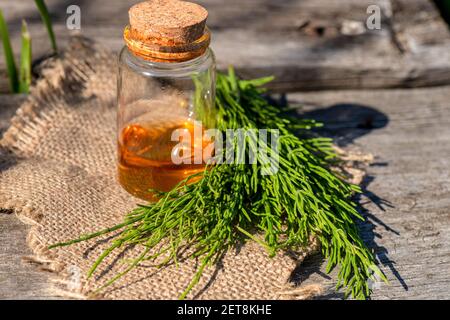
289;86;450;299
0;96;53;299
0;214;54;299
1;0;450;300
0;95;26;134
1;0;450;92
1;84;450;299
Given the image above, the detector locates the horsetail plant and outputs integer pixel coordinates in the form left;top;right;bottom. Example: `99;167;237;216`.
50;68;387;300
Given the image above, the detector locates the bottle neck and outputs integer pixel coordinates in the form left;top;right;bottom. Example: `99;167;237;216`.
121;46;215;79
123;25;211;63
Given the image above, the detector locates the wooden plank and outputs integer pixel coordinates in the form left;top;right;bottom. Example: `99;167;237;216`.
0;95;54;299
1;84;450;299
0;95;26;135
1;0;450;92
0;213;54;299
289;86;450;299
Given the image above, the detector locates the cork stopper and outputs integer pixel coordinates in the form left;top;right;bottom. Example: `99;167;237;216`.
125;0;210;62
129;0;208;45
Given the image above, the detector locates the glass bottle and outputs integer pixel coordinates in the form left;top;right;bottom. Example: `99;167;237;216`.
117;1;216;200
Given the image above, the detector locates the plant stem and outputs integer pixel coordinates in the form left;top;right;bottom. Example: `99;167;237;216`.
34;0;57;52
0;9;19;93
49;69;385;300
47;215;143;249
19;20;31;94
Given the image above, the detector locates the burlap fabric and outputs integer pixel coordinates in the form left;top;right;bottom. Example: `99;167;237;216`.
0;37;335;299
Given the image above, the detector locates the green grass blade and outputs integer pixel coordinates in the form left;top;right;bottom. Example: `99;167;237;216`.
19;20;31;94
34;0;57;52
0;9;19;93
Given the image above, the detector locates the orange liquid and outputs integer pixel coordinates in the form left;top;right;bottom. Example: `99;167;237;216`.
118;121;209;201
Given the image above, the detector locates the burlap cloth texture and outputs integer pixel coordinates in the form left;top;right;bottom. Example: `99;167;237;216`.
0;37;369;300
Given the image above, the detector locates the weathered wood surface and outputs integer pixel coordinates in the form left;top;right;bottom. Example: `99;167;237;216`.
1;0;450;92
1;85;450;299
1;95;54;299
0;214;55;300
0;95;25;134
290;87;450;299
1;0;450;300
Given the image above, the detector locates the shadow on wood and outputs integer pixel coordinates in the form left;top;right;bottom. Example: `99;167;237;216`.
300;103;390;147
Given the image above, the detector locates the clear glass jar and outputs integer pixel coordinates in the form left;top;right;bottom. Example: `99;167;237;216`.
117;3;216;201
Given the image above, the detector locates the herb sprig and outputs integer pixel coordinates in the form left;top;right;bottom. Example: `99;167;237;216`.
50;68;385;299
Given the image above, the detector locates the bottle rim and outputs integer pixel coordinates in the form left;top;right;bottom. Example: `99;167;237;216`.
124;25;211;63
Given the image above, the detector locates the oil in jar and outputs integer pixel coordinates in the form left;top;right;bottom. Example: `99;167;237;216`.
118;101;210;201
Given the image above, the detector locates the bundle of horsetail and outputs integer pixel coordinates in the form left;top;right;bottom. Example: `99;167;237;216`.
50;67;386;300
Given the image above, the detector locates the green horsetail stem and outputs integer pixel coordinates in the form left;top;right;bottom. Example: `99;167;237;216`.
50;68;386;300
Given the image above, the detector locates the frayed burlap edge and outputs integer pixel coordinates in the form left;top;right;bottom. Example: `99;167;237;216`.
0;36;371;300
0;37;120;300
